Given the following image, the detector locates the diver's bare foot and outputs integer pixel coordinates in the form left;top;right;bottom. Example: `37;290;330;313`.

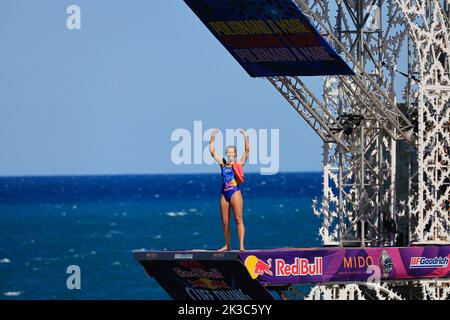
239;248;245;251
218;245;230;251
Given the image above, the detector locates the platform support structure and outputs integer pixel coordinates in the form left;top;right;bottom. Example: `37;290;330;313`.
290;0;450;247
293;0;410;247
277;0;450;300
396;0;450;245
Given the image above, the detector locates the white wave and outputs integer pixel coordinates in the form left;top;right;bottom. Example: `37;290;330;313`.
189;208;197;212
192;232;200;236
154;194;160;198
153;235;162;239
3;291;22;297
111;261;120;266
0;258;11;264
166;211;187;217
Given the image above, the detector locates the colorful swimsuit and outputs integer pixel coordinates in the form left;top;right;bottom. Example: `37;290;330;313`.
221;165;240;202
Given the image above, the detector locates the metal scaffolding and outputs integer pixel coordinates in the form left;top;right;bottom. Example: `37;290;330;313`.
267;0;449;300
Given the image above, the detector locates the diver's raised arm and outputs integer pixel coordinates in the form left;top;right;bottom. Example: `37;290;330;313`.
238;128;249;165
209;129;224;165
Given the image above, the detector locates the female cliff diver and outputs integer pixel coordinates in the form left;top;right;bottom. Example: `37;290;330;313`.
209;128;249;251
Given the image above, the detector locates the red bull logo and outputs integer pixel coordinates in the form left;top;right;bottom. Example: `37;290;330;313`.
189;278;230;290
244;255;322;279
254;259;273;276
244;255;273;279
226;180;237;187
275;257;323;276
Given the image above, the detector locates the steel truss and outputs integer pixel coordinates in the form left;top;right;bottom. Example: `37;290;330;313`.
266;0;449;299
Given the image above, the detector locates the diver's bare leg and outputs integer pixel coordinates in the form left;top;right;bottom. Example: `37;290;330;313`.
230;190;245;251
218;194;231;251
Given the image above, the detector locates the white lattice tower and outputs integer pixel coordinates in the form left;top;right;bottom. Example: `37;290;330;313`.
303;280;450;300
396;0;450;244
305;283;404;300
419;280;450;300
305;0;410;246
306;0;450;299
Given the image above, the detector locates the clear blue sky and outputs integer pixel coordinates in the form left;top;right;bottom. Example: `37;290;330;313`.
0;0;323;176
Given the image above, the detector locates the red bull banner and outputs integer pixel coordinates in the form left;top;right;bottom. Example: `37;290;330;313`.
134;251;274;300
135;246;449;300
183;0;355;77
239;246;450;284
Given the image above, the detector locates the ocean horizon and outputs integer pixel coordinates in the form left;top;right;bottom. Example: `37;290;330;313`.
0;172;323;299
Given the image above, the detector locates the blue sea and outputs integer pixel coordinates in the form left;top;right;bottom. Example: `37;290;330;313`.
0;172;322;299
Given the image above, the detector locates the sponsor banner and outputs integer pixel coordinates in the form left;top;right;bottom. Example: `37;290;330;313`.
239;246;450;284
135;252;274;300
183;0;355;77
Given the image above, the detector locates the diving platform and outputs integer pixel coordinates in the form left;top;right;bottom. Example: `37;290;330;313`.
134;246;450;300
